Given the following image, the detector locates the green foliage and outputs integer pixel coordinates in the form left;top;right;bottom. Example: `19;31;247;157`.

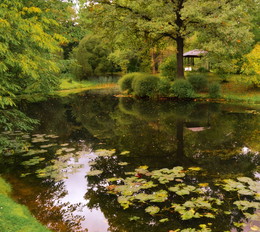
159;55;177;81
118;73;142;94
83;0;255;78
0;109;38;131
196;67;209;73
0;0;69;108
242;41;259;76
187;74;208;92
132;74;160;98
208;82;221;98
236;43;260;87
234;74;260;88
158;77;171;97
170;80;195;98
72;34;116;79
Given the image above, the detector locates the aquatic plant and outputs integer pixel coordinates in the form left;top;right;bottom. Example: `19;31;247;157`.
105;165;260;231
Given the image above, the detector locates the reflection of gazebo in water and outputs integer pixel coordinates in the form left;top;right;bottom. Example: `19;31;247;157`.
183;49;208;71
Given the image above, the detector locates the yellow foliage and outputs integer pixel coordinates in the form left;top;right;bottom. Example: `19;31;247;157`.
23;7;42;14
242;43;260;75
0;19;10;27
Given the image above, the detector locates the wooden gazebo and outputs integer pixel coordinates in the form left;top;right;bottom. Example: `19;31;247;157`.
183;49;208;71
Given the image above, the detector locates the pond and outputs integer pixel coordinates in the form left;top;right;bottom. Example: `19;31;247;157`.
0;89;259;232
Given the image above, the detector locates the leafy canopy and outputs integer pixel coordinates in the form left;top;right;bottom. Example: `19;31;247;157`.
0;0;67;108
81;0;255;77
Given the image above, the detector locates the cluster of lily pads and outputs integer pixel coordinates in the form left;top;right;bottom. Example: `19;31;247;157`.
1;131;85;181
102;164;260;232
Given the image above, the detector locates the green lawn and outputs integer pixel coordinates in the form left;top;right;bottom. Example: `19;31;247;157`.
187;72;260;104
0;177;51;232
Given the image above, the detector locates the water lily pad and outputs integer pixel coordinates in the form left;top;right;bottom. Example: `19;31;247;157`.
198;183;209;187
120;151;130;155
237;177;254;183
118;196;132;209
181;209;200;220
87;170;103;176
159;218;169;223
60;143;69;147
107;177;123;182
129;216;140;221
32;134;46;137
188;167;201;171
63;148;75;153
118;162;129;166
95;149;116;157
45;134;59;138
31;138;49;143
150;190;168;202
145;206;160;215
20;173;31;177
40;143;57;148
22;156;45;166
88;161;97;166
250;225;260;231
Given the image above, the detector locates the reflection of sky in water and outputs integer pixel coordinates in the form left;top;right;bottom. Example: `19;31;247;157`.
59;150;109;232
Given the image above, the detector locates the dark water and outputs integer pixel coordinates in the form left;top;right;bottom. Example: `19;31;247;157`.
0;90;259;232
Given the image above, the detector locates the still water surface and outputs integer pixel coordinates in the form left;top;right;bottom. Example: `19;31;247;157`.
1;90;259;232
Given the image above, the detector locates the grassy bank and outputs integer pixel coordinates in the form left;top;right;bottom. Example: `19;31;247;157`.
0;177;51;232
187;72;260;104
56;78;118;96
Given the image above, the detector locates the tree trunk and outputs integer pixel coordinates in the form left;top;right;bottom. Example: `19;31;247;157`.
176;36;184;78
151;49;157;74
176;119;184;158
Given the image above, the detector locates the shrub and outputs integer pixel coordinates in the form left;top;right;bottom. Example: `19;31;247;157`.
159;55;177;81
132;74;160;98
208;82;221;98
158;77;171;97
170;79;195;98
187;74;208;92
234;74;260;88
197;67;209;73
118;72;142;93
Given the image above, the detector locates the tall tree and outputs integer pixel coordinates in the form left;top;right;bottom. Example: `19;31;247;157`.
0;0;68;108
81;0;255;78
0;0;72;133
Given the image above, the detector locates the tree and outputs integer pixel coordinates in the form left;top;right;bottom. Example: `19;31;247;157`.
0;0;68;109
81;0;255;78
0;0;73;134
72;34;117;79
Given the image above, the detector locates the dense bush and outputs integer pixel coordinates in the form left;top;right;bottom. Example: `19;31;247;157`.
159;55;177;81
132;74;160;97
72;35;117;80
158;78;171;96
170;79;195;98
197;67;209;73
118;72;143;93
187;74;208;92
208;82;221;98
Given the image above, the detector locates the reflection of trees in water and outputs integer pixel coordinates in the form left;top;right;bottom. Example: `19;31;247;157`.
3;93;258;232
0;132;88;232
6;175;86;232
70;95;260;231
71;95;260;172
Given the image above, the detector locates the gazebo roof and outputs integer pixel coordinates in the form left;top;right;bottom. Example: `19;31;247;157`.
183;49;208;57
